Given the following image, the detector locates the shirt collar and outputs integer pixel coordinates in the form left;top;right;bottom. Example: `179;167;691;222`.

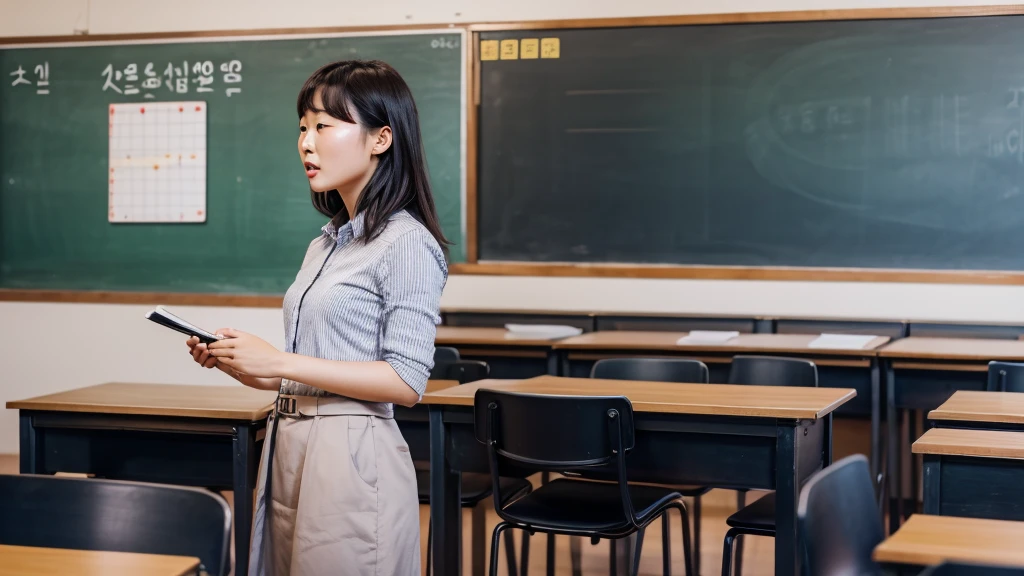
321;212;366;242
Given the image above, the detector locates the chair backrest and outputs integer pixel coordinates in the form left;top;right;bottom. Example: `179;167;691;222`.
591;357;709;384
442;359;490;384
798;455;883;576
429;346;461;379
921;562;1024;576
474;390;641;524
0;474;232;576
728;355;818;388
986;361;1024;392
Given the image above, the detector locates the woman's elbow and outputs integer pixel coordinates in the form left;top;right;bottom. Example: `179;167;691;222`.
394;386;420;408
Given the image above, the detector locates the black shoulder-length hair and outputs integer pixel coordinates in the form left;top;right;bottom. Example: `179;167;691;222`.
297;60;449;250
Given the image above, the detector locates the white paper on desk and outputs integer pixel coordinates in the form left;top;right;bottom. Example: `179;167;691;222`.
503;324;583;340
807;333;877;349
676;330;740;345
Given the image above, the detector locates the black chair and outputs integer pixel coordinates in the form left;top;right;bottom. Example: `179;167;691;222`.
722;355;818;576
986;361;1024;392
420;360;533;576
797;454;883;576
591;357;710;576
921;563;1024;576
0;474;231;576
430;346;461;379
475;390;694;576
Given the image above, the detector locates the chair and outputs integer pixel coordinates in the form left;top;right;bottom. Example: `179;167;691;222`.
986;361;1024;392
722;355;818;576
797;454;883;576
475;390;694;576
0;474;231;576
429;346;461;379
420;360;533;576
591;358;710;576
921;563;1024;576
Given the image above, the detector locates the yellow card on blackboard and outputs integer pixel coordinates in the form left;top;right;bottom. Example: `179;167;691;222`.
500;39;519;60
480;40;499;61
541;38;560;58
521;38;539;59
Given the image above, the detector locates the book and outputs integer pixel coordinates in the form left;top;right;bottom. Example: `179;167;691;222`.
503;324;584;340
676;331;740;345
145;306;223;344
807;333;878;350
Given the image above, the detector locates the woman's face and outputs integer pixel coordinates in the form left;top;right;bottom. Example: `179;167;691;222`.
298;90;379;194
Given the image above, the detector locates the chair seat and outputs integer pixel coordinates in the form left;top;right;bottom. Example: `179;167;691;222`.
415;470;532;507
725;492;776;532
500;478;680;536
663;484;711;497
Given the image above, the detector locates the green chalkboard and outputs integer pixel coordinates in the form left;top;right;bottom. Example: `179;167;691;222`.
0;30;465;294
477;17;1024;271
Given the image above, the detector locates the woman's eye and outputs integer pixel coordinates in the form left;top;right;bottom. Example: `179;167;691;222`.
299;126;307;133
316;123;325;130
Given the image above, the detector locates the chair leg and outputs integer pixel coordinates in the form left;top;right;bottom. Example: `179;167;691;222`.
426;523;432;576
734;534;744;576
489;523;512;576
632;528;647;576
693;496;702;576
504;528;518;576
472;503;487;576
520;531;532;576
671;501;694;576
721;528;739;576
570;537;582;576
610;539;618;575
662;512;671;576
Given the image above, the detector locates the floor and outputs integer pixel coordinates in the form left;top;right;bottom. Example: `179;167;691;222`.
0;453;773;575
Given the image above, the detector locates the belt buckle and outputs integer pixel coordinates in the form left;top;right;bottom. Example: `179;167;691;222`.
277;396;297;416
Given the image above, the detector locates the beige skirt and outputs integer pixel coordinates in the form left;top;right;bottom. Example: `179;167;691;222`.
247;395;421;576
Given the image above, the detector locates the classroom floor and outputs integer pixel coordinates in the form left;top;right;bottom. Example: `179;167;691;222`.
0;453;772;575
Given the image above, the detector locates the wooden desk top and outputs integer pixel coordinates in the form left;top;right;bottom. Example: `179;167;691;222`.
873;514;1024;568
419;375;855;420
928;391;1024;425
0;544;199;576
912;427;1024;460
878;337;1024;361
552;331;890;356
425;380;459;394
6;382;277;420
435;326;566;347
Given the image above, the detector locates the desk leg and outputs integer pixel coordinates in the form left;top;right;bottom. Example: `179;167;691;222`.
775;425;799;576
871;360;881;480
19;413;42;474
430;407;462;576
233;424;257;576
922;455;940;515
547;350;560;376
886;360;901;535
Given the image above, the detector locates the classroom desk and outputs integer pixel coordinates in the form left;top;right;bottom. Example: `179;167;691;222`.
878;338;1024;532
914;427;1024;521
435;326;561;378
421;375;855;576
929;390;1024;430
0;544;200;576
394;379;460;463
552;331;889;474
873;514;1024;573
6;383;276;576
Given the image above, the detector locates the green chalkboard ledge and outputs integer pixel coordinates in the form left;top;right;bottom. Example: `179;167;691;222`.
446;263;1024;286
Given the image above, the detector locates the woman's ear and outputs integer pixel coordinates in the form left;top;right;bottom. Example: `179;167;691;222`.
371;126;393;156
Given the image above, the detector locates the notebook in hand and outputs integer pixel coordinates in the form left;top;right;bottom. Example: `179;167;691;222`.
145;306;223;344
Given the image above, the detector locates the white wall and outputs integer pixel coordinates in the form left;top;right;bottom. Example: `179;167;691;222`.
2;0;1024;454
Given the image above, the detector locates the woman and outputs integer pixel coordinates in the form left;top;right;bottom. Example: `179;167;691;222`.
186;60;448;576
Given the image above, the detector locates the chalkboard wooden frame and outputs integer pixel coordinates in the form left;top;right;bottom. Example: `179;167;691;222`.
0;23;472;306
452;4;1024;286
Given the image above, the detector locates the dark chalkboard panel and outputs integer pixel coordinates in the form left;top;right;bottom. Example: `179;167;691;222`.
477;16;1024;271
0;30;465;294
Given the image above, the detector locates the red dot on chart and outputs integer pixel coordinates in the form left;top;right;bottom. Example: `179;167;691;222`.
195;105;201;111
197;210;204;216
110;179;114;184
109;108;115;115
179;106;184;112
110;168;115;173
140;107;145;114
153;164;160;170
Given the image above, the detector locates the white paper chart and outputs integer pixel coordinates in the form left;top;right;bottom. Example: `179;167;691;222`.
108;101;207;223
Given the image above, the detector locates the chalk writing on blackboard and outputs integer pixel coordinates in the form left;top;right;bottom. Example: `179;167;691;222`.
102;60;243;98
9;62;49;95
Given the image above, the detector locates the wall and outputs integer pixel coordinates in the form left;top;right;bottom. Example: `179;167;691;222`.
2;0;1024;454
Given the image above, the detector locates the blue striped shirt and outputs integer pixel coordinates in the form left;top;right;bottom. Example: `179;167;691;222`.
279;209;448;404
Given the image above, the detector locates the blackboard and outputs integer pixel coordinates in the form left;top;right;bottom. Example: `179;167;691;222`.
477;16;1024;271
0;29;465;294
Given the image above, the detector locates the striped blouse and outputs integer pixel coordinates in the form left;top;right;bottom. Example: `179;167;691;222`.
278;209;448;406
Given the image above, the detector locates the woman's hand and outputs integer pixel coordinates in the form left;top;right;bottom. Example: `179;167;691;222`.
186;336;218;369
207;328;288;379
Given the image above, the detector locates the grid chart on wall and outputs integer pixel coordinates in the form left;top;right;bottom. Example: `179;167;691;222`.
108;101;207;223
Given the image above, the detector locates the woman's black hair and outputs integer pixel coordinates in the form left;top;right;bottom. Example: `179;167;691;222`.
297;60;450;250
